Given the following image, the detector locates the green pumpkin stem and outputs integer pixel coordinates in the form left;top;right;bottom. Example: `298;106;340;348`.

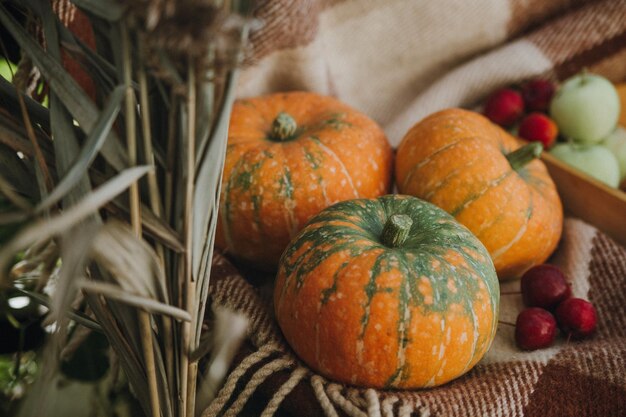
506;142;543;170
270;112;298;141
381;214;413;248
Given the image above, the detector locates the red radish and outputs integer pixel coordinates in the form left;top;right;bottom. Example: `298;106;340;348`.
522;79;555;111
515;308;557;350
555;298;598;339
521;264;571;310
518;113;558;149
484;88;524;127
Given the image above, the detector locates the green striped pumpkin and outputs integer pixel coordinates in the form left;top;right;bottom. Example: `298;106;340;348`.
216;92;393;270
395;108;563;280
274;195;500;389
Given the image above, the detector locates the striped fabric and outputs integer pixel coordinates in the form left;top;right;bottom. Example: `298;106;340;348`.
237;0;626;146
207;218;626;416
206;0;626;415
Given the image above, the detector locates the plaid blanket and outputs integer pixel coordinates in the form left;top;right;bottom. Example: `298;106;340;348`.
205;0;626;416
237;0;626;147
207;219;626;416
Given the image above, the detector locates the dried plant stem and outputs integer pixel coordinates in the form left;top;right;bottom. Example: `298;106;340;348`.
122;21;161;417
164;94;177;225
181;58;198;417
137;44;166;239
10;51;35;152
138;311;162;417
138;43;175;396
16;91;54;193
122;30;140;237
187;359;199;417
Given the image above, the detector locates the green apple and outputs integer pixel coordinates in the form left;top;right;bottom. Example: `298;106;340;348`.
601;126;626;181
549;73;620;144
550;142;620;188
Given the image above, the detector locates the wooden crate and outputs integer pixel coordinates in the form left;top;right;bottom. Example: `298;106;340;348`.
541;152;626;247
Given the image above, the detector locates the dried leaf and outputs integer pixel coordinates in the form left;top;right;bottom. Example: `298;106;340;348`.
0;166;150;282
193;71;238;342
83;290;152;410
36;85;125;213
78;280;191;322
15;288;103;331
107;200;185;252
71;0;126;21
0;3;128;172
89;221;166;300
48;221;99;327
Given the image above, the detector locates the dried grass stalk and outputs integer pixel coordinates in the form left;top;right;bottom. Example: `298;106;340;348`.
0;0;255;416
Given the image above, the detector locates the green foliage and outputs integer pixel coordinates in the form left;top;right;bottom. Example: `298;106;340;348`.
0;352;38;413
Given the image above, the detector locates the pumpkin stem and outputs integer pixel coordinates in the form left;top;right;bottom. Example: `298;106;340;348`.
506;142;543;170
381;214;413;248
270;112;298;141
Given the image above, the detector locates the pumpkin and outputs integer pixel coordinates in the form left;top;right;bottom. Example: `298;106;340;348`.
396;109;563;280
217;92;393;269
274;195;499;389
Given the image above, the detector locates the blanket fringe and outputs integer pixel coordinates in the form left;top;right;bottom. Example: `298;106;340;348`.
311;375;339;417
381;395;399;417
222;357;294;417
202;343;279;417
327;384;368;417
365;389;382;417
260;366;309;417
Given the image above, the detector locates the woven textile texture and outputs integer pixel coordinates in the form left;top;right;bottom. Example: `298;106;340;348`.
206;0;626;415
237;0;626;146
206;218;626;417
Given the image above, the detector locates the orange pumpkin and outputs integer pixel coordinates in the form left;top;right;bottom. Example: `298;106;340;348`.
274;195;499;389
217;92;393;269
396;108;563;280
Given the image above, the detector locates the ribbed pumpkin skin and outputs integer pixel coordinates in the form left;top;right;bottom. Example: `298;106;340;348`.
274;195;499;389
217;92;393;269
396;109;563;280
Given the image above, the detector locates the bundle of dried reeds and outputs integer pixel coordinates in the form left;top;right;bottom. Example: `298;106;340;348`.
0;1;254;416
